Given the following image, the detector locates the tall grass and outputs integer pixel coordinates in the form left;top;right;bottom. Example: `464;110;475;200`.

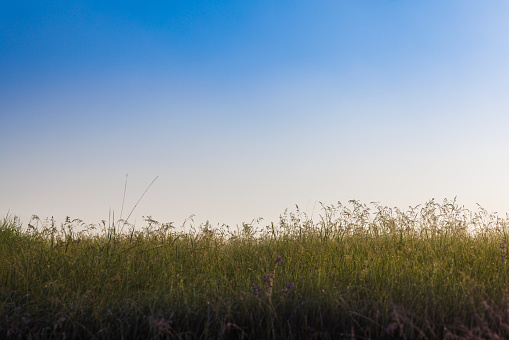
2;199;509;339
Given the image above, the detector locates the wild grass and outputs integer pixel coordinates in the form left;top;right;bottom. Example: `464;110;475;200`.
2;199;509;339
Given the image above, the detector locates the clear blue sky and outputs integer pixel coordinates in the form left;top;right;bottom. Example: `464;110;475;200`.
2;1;509;228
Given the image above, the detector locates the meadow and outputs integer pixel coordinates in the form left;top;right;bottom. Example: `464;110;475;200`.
2;199;509;339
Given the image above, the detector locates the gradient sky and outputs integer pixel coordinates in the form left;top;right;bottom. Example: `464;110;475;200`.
2;1;509;228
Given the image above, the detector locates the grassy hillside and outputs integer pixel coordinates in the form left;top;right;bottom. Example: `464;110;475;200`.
2;199;509;339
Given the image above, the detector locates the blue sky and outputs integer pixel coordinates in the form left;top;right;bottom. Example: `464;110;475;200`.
2;1;509;228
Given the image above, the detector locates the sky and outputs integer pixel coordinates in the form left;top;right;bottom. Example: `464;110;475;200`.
1;0;509;229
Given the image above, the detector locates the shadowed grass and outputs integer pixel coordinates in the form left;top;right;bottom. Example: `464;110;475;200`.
2;199;509;339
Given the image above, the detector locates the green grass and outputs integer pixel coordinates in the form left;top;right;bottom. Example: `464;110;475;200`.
2;199;509;339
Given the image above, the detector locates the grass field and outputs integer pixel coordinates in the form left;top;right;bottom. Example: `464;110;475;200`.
2;199;509;339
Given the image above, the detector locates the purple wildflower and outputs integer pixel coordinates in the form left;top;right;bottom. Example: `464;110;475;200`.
275;256;282;264
501;240;508;263
264;274;275;288
282;282;294;295
252;284;262;298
